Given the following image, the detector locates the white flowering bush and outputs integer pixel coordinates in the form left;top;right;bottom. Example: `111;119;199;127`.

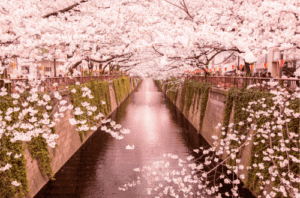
68;79;112;140
0;79;70;196
68;79;134;144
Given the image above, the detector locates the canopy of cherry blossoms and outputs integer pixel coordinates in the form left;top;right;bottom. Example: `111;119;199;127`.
0;0;299;77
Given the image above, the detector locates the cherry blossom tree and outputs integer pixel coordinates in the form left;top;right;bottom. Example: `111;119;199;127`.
0;0;299;196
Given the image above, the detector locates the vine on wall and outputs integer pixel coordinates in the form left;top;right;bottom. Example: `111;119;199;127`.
156;79;300;197
69;79;111;141
165;78;179;103
246;98;299;196
163;79;211;133
221;88;235;137
180;80;211;131
180;80;187;111
0;95;29;198
27;136;54;180
0;134;29;198
113;76;131;104
154;80;163;90
221;87;300;197
0;77;137;198
197;82;211;132
27;93;56;181
183;80;195;115
227;88;273;165
0;90;57;197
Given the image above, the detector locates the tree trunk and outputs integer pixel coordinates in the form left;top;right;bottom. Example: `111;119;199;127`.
4;68;7;79
88;62;93;76
99;63;103;75
244;62;251;76
102;62;110;75
110;65;116;75
54;59;57;77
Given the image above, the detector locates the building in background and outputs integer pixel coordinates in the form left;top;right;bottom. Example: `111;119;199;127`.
208;52;243;75
267;47;300;78
206;47;300;77
38;59;67;77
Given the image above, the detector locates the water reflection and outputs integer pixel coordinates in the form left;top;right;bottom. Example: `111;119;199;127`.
35;79;253;198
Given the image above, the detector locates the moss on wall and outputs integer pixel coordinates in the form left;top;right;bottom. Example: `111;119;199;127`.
165;78;179;103
180;80;211;131
163;79;211;133
0;91;56;197
0;135;29;198
69;79;111;141
27;136;54;180
196;83;211;132
154;80;163;90
161;78;299;197
113;76;131;104
221;88;235;137
221;87;300;197
0;77;136;197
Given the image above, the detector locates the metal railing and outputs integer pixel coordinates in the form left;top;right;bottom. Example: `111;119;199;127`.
39;75;122;87
2;75;125;93
187;76;300;90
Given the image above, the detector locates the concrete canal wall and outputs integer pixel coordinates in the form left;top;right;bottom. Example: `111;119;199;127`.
160;81;253;186
158;79;300;197
26;78;140;197
161;83;229;144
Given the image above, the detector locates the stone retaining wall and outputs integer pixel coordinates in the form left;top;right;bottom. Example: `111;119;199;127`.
160;82;254;188
162;83;228;145
26;78;139;197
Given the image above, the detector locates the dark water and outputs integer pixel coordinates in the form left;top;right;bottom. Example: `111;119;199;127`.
35;79;253;198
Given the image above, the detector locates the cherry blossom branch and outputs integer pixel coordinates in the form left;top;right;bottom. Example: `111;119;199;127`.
206;130;259;176
43;0;89;18
0;36;20;46
152;45;164;56
163;0;194;20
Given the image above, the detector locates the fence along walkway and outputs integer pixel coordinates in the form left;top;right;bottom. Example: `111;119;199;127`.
2;75;125;93
187;76;300;90
2;75;300;93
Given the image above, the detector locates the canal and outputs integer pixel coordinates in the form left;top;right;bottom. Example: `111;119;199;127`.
35;79;253;198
